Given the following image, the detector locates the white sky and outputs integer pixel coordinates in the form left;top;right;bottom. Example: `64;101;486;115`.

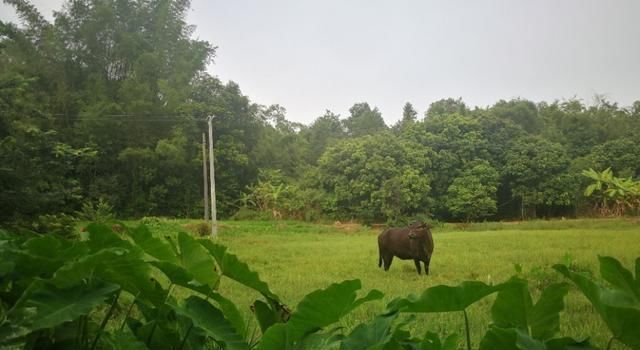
2;0;639;125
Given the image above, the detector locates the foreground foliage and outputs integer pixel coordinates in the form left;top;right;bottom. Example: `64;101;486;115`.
1;224;639;349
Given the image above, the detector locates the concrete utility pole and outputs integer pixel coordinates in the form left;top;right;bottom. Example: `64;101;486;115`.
202;133;209;221
207;116;218;237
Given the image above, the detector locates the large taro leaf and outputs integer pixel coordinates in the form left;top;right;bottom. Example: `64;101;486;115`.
554;260;640;350
339;311;398;350
387;281;503;313
127;225;179;265
530;283;570;341
150;261;210;295
421;331;460;350
209;292;247;338
85;223;137;252
8;235;88;281
177;232;219;288
479;326;544;350
479;326;594;350
102;330;149;350
168;296;249;350
1;279;119;343
199;240;280;301
544;337;598;350
490;278;569;341
252;300;281;334
51;247;165;306
491;278;532;331
258;279;383;350
599;256;640;301
152;260;247;339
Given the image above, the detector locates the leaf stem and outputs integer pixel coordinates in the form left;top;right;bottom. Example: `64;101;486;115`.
147;283;174;346
91;289;121;350
178;323;194;350
463;309;471;350
120;292;140;331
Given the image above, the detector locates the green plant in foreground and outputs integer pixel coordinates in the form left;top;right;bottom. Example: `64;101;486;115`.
0;224;639;349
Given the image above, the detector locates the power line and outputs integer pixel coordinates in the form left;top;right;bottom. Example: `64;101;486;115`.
14;113;209;123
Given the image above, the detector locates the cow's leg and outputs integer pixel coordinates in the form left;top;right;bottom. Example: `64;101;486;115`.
414;259;422;275
425;255;431;275
383;254;393;271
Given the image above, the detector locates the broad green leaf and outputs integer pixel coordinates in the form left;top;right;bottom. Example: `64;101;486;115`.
530;283;569;341
133;319;181;350
259;280;383;350
288;280;383;341
339;312;397;350
421;331;460;350
150;261;210;295
169;296;249;350
387;281;503;313
479;326;544;350
128;225;179;264
199;240;280;301
7;280;119;337
178;232;219;288
52;248;129;288
491;277;532;330
86;223;135;252
102;330;148;350
53;247;165;306
545;337;598;350
599;256;640;301
479;326;518;350
252;300;281;333
9;236;87;280
209;292;246;337
554;264;640;349
636;258;640;290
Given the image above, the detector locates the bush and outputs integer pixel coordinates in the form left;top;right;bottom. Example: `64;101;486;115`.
76;198;114;223
182;221;211;236
31;213;76;238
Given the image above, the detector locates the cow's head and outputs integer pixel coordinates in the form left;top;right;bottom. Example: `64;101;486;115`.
408;221;432;239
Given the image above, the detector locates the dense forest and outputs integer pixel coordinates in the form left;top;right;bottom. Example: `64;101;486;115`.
2;0;640;227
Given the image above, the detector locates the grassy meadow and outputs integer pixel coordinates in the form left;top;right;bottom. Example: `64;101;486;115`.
148;218;640;349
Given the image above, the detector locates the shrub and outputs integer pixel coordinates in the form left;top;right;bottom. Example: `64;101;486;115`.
76;198;114;223
31;213;76;238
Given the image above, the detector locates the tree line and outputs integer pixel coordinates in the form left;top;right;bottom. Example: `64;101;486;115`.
2;0;640;226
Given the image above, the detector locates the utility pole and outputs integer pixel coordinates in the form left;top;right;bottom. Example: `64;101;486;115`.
202;133;209;221
207;116;218;237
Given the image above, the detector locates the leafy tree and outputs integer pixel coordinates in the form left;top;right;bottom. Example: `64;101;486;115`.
490;99;541;134
425;97;467;119
504;136;574;218
318;132;433;223
392;102;417;133
446;161;500;221
408;114;492;216
581;138;640;178
302;110;345;164
343;102;387;137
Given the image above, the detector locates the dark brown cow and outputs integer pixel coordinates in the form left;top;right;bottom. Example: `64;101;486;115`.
377;221;434;275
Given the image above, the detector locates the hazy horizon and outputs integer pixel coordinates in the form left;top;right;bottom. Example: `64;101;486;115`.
2;0;639;125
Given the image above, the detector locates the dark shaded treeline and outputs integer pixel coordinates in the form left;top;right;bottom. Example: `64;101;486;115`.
2;0;639;224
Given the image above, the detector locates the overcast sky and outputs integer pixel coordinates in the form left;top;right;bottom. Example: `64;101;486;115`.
2;0;639;125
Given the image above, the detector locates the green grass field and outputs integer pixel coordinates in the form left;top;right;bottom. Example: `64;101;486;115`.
151;218;640;349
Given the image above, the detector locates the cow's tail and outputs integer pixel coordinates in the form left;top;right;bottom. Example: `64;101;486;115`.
378;253;382;268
